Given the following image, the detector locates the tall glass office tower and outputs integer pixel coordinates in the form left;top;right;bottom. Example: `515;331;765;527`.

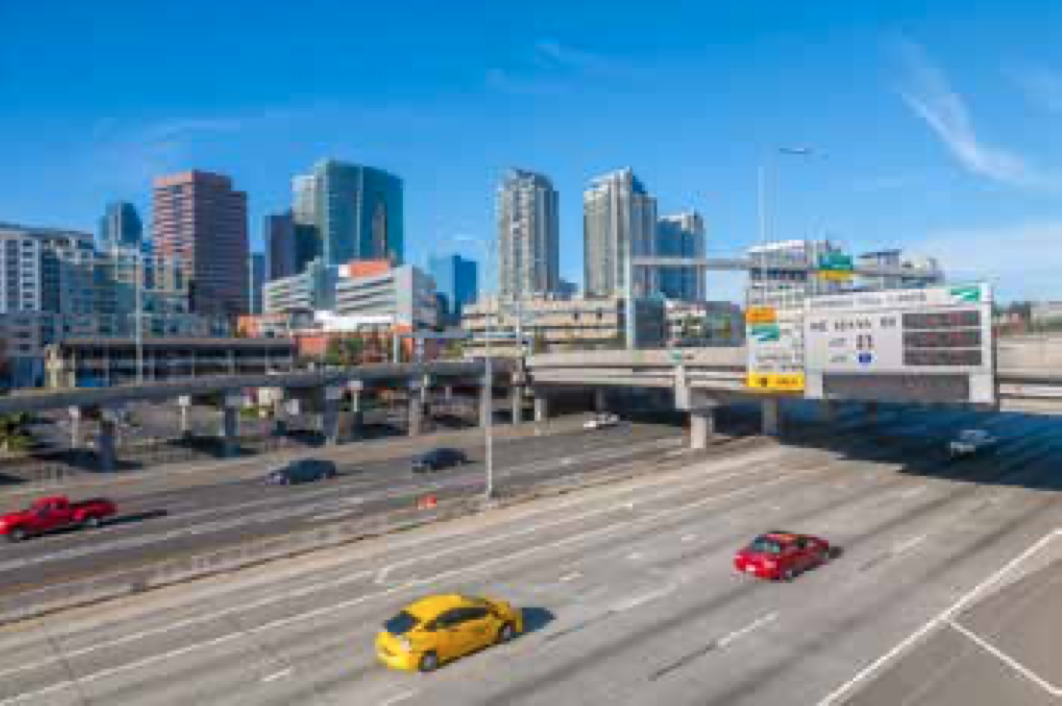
297;160;404;266
497;169;560;301
583;168;658;298
98;202;143;252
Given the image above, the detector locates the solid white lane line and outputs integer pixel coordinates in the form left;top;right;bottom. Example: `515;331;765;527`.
716;612;779;648
817;529;1062;706
947;620;1061;696
681;534;698;542
0;448;790;684
260;667;293;683
378;688;418;706
558;572;582;582
0;463;828;703
612;585;677;613
892;534;928;555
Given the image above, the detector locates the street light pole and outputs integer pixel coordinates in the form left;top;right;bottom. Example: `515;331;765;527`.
135;250;144;384
755;147;812;307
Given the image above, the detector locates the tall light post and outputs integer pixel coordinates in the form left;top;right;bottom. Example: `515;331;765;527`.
755;146;813;307
452;235;497;501
134;249;144;384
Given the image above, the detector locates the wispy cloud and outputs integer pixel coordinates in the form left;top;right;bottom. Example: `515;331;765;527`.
895;40;1036;188
916;220;1062;300
487;39;644;94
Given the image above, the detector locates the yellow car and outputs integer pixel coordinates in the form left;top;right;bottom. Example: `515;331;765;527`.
376;594;523;672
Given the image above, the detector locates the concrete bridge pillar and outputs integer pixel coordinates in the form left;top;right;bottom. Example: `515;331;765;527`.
594;388;608;413
322;385;343;446
510;386;524;425
534;394;550;423
178;395;192;437
761;398;782;437
96;407;120;472
408;393;424;437
68;406;82;449
443;384;454;402
221;393;242;458
347;381;364;439
690;406;717;450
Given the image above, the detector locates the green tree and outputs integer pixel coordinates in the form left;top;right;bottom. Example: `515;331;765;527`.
0;413;33;452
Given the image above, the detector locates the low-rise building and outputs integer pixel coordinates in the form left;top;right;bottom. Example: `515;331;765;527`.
666;300;744;347
44;337;297;388
462;296;665;356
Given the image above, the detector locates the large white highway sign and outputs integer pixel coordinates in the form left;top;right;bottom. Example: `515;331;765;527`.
802;284;994;404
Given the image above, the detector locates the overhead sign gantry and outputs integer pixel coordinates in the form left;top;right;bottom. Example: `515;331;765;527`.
802;284;994;405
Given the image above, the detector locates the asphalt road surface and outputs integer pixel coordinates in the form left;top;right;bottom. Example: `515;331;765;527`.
0;408;1057;705
0;420;694;593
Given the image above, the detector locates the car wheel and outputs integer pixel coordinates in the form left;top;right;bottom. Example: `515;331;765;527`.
84;515;101;529
497;622;517;644
418;651;439;673
8;528;26;542
782;568;797;582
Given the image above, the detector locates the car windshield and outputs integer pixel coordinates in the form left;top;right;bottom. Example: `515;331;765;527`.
384;611;419;635
748;536;784;555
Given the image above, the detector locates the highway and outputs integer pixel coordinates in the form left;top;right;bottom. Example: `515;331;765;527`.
0;408;1056;704
0;417;724;595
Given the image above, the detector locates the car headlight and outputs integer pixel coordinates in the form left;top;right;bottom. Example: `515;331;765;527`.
396;636;412;652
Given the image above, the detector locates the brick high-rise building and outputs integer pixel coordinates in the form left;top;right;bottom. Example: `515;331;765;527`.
153;170;249;317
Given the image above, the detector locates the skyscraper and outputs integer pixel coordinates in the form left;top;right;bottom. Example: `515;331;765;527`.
265;212;297;281
496;169;560;301
97;202;143;252
295;159;404;267
153;170;249;318
583;168;658;298
656;211;706;302
429;253;478;325
248;252;266;315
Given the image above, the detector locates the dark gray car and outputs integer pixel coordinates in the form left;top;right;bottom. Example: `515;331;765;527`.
264;459;339;485
411;448;468;473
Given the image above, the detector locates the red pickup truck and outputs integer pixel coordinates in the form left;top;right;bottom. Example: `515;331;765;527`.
0;496;117;542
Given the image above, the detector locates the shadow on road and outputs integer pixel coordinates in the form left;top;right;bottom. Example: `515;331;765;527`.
520;606;557;635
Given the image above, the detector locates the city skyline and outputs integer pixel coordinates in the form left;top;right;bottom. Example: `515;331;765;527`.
0;2;1058;302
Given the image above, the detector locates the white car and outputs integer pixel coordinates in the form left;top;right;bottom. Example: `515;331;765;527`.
948;429;997;457
584;413;620;430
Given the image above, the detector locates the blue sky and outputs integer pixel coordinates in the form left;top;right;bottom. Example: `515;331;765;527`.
1;0;1059;302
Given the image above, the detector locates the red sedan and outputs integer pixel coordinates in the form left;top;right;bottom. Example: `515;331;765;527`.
734;531;836;581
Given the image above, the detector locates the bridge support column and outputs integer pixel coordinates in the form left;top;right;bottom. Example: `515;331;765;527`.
96;408;119;472
443;384;454;402
68;406;82;449
322;385;343;446
348;381;364;439
761;398;782;437
594;388;607;413
408;394;423;437
221;393;242;458
534;395;550;423
510;386;524;424
408;379;426;437
178;395;192;437
690;407;716;450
